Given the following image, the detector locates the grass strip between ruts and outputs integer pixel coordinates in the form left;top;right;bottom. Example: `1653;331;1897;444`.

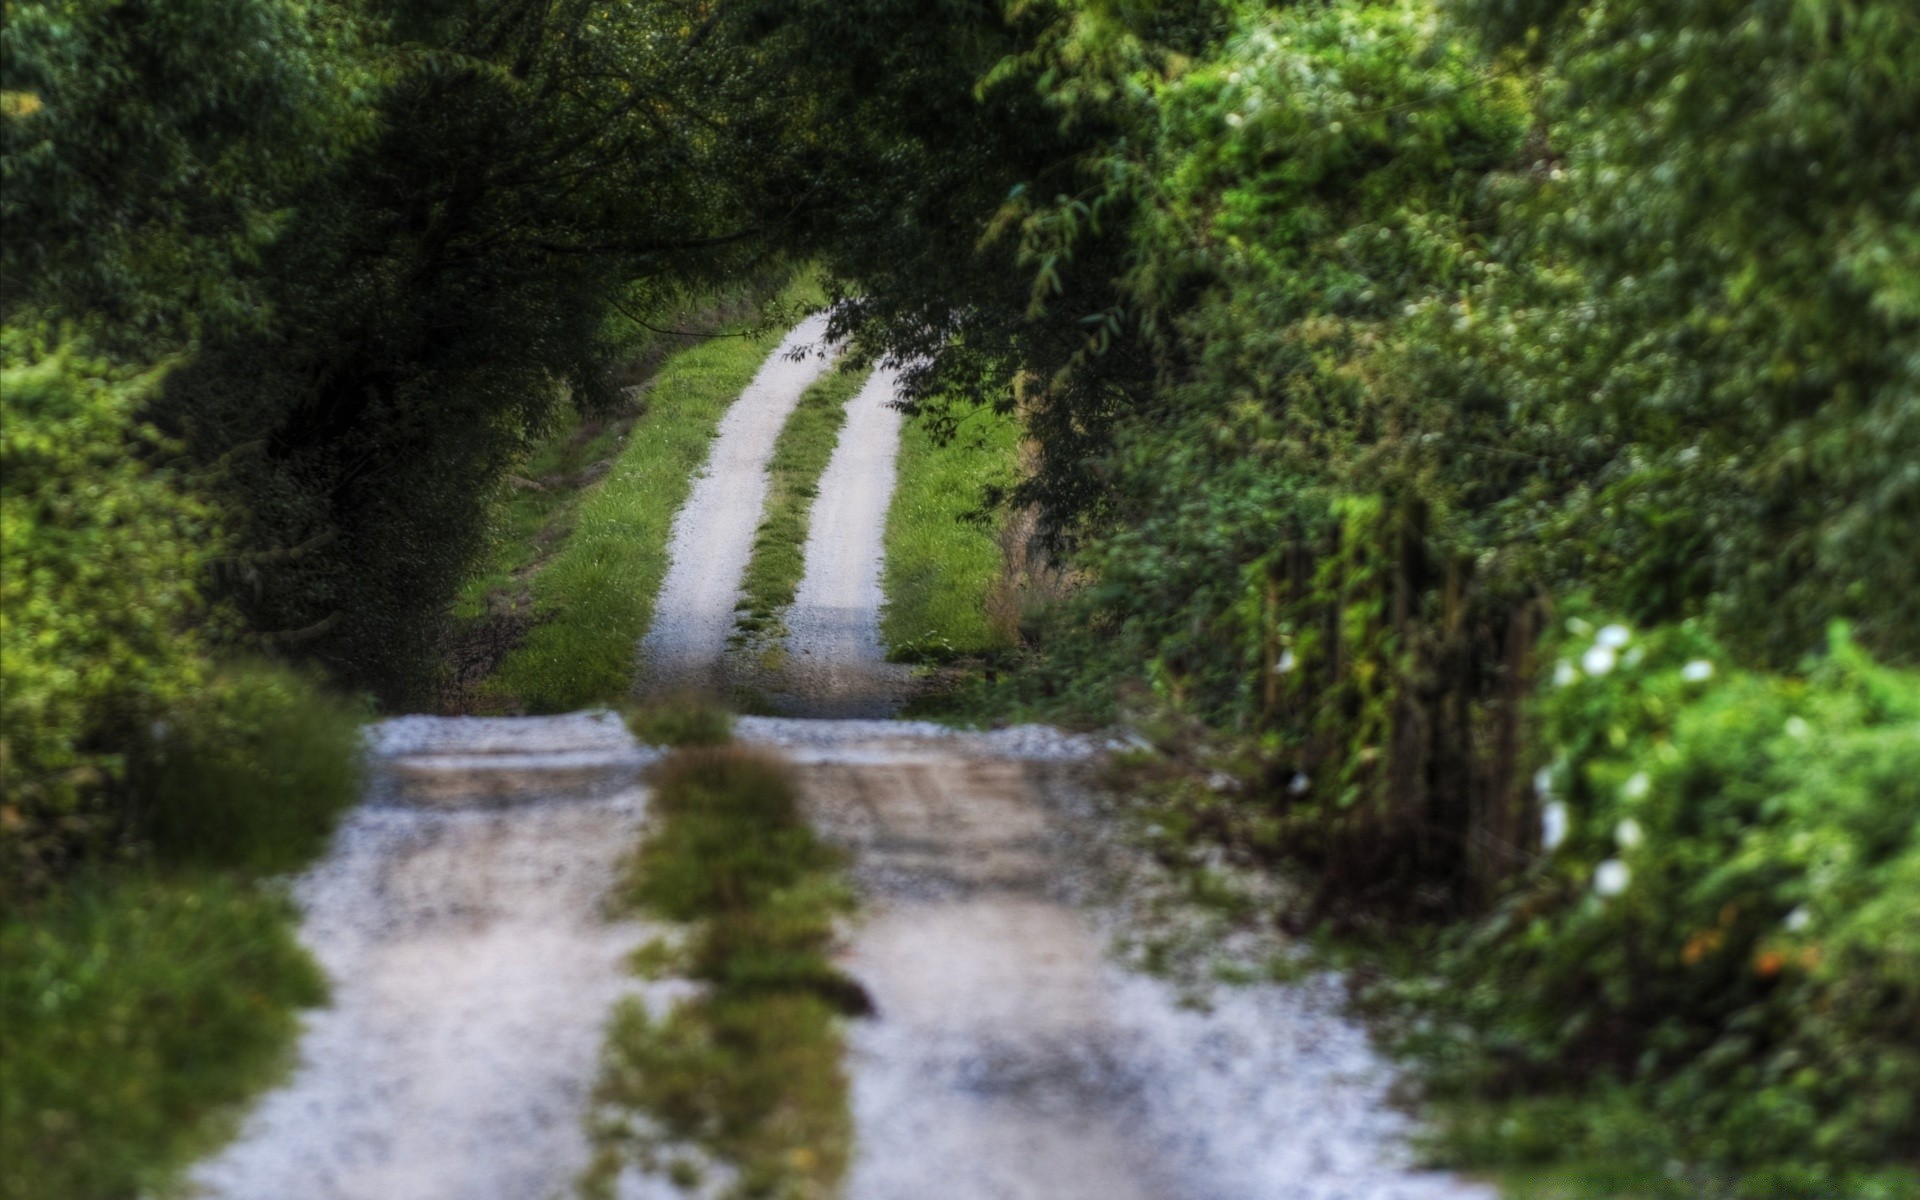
582;742;863;1200
486;277;823;712
732;360;871;653
881;401;1023;663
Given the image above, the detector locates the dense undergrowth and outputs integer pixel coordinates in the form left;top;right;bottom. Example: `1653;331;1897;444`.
584;743;861;1200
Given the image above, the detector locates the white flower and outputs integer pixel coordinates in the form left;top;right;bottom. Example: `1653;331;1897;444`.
1533;766;1555;800
1785;716;1811;740
1615;818;1644;849
1273;648;1298;674
1785;906;1812;933
1288;772;1311;796
1541;801;1570;851
1622;771;1651;801
1227;70;1243;84
1582;643;1617;676
1554;659;1579;687
1225;112;1244;127
1594;859;1631;897
1597;624;1631;648
1681;659;1714;682
1207;771;1237;793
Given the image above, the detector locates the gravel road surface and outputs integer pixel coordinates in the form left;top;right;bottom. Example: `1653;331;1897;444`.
189;713;658;1200
771;364;912;716
637;315;837;697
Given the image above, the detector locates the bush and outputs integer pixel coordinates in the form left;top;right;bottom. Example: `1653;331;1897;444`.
0;336;208;892
0;871;327;1200
132;661;364;874
1409;618;1920;1195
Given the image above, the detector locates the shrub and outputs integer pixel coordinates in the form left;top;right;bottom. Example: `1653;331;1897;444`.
0;336;208;892
0;871;327;1200
132;661;365;874
1411;618;1920;1195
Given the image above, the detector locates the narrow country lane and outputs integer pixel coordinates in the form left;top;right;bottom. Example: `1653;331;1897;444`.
184;318;1493;1200
638;313;838;697
774;364;912;717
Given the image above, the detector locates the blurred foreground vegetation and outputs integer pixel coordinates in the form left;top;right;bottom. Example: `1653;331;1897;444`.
4;0;1917;1193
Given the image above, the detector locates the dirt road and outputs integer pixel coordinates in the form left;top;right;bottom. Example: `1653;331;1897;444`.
638;314;838;698
739;718;1494;1200
187;317;1491;1200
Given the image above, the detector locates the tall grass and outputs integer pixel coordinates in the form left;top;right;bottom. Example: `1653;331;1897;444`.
489;276;824;712
133;661;365;874
881;403;1023;662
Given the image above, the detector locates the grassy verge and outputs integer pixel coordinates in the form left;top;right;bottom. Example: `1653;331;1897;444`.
482;275;823;713
583;743;862;1200
880;402;1023;663
732;360;870;653
1;663;363;1200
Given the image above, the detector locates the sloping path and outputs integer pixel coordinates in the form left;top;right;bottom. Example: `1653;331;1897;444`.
188;714;658;1200
772;364;912;716
187;315;1493;1200
737;719;1496;1200
637;313;837;697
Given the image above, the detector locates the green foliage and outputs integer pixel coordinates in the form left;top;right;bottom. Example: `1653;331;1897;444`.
149;0;811;703
736;360;868;647
882;401;1024;663
132;661;364;874
1402;620;1920;1196
0;338;208;889
0;0;370;335
586;747;856;1200
489;293;820;712
0;871;327;1200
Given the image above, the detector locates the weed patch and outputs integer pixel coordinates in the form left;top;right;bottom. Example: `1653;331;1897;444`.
625;692;735;748
583;746;861;1199
733;361;868;650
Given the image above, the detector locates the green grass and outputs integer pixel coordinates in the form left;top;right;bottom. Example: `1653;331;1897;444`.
624;691;735;747
881;402;1023;663
733;360;870;649
0;871;328;1200
486;276;824;712
583;747;860;1200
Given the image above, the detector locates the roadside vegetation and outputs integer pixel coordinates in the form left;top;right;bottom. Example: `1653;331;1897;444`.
583;743;861;1200
732;361;869;657
440;277;792;712
881;402;1024;665
768;0;1920;1192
